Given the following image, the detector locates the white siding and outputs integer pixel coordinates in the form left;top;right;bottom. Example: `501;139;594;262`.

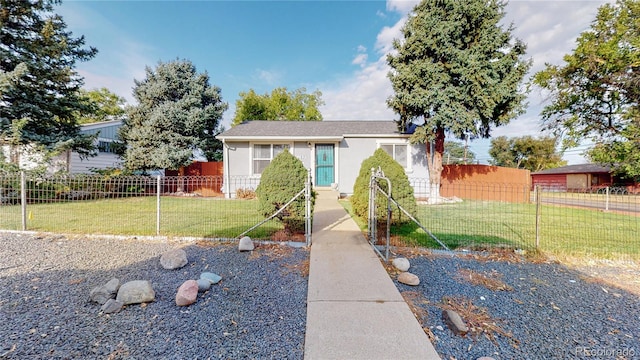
70;152;122;174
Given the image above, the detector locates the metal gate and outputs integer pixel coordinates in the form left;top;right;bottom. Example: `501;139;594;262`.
367;167;449;261
238;169;313;246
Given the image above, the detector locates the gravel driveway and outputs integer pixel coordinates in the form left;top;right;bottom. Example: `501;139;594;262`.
0;232;308;359
393;250;640;360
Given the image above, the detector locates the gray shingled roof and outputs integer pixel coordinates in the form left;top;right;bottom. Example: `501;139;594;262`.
217;120;403;139
532;163;611;175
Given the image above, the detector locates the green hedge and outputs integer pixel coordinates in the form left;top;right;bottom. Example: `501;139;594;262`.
350;148;417;225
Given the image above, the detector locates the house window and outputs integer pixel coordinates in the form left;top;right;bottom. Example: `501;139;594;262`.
380;143;409;169
252;144;290;175
97;140;113;153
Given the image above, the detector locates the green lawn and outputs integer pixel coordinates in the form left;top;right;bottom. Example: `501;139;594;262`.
2;196;638;260
0;196;281;239
341;200;640;260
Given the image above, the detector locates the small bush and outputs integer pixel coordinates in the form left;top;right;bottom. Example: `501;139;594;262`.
350;148;417;225
256;149;312;233
236;188;256;199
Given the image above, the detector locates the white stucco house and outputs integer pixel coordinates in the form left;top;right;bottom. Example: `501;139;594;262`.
216;120;430;198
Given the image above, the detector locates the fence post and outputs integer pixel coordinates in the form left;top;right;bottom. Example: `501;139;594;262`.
156;175;161;236
20;171;27;231
368;168;376;244
535;185;541;249
605;186;610;211
305;168;312;246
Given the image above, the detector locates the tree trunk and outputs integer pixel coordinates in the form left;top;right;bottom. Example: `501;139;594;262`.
177;166;185;193
426;127;445;204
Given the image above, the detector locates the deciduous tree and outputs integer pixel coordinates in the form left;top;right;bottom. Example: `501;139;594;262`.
533;0;640;178
120;59;228;171
489;135;566;172
0;0;97;159
232;87;323;126
387;0;530;203
76;88;126;124
444;141;476;165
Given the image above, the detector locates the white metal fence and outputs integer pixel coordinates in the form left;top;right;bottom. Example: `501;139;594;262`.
0;172;278;240
393;179;639;261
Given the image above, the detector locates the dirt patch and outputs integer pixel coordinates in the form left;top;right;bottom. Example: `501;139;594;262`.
557;256;640;296
270;230;306;243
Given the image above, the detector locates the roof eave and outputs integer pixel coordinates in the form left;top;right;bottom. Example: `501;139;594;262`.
216;135;344;142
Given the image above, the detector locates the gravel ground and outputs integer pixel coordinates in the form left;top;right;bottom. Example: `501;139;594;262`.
0;232;308;360
393;250;640;360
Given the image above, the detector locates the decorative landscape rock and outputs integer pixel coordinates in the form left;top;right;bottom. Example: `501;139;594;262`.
238;236;254;251
392;257;410;272
89;277;120;305
442;309;469;336
176;280;199;306
160;248;188;270
397;272;420;286
116;280;155;305
197;279;211;292
100;299;123;314
200;272;222;285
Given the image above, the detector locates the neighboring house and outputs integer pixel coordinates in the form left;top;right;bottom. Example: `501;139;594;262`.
1;119;123;174
66;119;123;173
216;120;429;198
531;164;613;190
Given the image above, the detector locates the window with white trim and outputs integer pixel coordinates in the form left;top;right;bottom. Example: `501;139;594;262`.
380;143;409;170
252;143;290;175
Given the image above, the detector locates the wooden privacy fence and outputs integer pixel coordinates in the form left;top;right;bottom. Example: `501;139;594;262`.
165;161;223;195
441;165;531;203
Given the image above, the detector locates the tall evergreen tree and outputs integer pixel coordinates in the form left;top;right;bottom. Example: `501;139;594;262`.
0;0;97;158
387;0;530;202
120;59;228;171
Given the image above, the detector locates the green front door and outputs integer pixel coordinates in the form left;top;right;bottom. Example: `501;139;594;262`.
315;144;334;187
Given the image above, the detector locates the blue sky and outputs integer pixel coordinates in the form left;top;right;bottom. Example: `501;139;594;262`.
60;0;612;164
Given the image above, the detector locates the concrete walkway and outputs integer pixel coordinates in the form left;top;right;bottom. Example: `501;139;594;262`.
304;190;440;360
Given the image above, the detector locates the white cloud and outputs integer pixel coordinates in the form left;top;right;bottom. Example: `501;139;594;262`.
59;3;154;105
255;69;281;85
386;0;418;14
319;55;394;121
352;53;369;67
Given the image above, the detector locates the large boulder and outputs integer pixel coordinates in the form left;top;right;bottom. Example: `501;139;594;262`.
160;248;188;270
176;280;199;306
200;272;222;285
89;278;120;305
397;272;420;286
392;257;410;272
116;280;155;305
238;236;254;252
197;279;212;292
100;299;123;314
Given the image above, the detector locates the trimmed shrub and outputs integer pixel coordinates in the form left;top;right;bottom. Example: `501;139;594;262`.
350;148;417;225
235;188;257;199
256;149;312;233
